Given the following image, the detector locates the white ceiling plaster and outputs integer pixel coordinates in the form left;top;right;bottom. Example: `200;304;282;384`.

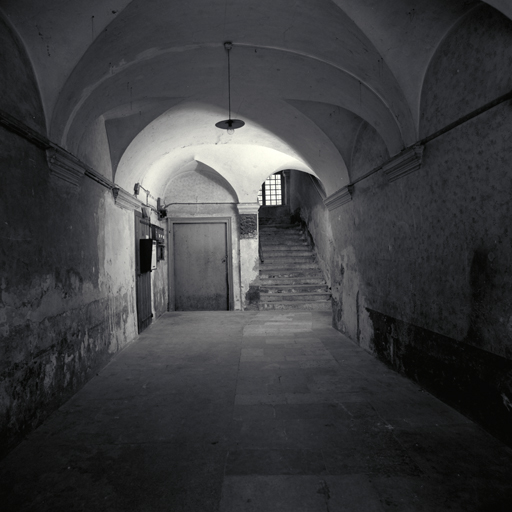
0;0;132;126
53;44;409;153
163;162;239;205
2;0;509;199
332;0;479;131
485;0;512;20
114;101;333;201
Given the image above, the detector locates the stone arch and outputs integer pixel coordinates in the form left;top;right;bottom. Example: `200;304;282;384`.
162;160;239;205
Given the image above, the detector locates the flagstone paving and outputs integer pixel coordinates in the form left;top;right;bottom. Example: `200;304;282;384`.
1;311;512;511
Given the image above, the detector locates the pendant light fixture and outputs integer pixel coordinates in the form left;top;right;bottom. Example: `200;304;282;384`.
215;42;245;135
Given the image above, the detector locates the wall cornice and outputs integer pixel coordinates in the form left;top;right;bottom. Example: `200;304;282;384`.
46;146;86;187
112;187;143;211
382;145;424;182
324;186;353;211
0;108;49;149
237;202;260;215
0;108;142;211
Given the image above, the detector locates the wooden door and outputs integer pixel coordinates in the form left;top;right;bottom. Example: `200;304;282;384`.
169;219;232;311
135;212;153;332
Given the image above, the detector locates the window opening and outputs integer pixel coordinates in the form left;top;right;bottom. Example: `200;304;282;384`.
258;172;284;205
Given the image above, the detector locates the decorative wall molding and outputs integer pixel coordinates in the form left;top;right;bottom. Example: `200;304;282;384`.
112;187;142;211
0;108;49;149
382;145;424;182
0;109;118;193
46;146;86;187
237;202;260;215
324;186;353;211
84;166;114;189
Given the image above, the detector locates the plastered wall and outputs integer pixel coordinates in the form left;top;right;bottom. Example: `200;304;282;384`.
292;6;512;445
0;20;143;457
0;16;45;134
0;129;140;457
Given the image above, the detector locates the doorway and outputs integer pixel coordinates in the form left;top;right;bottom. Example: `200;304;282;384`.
134;211;153;333
168;218;233;311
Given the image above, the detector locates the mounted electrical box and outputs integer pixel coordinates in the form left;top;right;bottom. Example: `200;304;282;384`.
151;224;165;261
151;224;165;244
140;239;157;273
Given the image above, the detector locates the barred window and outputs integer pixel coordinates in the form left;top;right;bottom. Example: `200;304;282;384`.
258;172;284;205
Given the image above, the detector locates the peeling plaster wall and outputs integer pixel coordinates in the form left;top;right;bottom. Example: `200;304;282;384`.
238;213;260;311
0;19;138;457
416;5;512;356
240;236;260;310
296;7;512;444
289;172;334;290
0;130;138;457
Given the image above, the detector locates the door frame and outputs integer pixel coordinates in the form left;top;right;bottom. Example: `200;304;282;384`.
134;211;153;333
167;217;233;311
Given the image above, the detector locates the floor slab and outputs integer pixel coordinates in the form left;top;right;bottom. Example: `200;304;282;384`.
1;311;512;511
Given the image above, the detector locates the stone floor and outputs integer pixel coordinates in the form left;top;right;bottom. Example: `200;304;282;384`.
2;311;512;511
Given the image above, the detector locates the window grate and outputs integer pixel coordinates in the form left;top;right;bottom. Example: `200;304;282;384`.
258;172;283;206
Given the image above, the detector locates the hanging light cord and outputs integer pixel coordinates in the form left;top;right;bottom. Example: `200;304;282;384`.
215;41;244;132
227;45;232;121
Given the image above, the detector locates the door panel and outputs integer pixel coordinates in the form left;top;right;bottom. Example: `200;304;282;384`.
135;212;152;333
173;222;228;311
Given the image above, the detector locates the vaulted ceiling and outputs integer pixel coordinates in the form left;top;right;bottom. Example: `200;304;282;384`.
1;0;509;201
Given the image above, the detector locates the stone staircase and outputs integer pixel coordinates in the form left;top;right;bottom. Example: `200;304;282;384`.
258;213;332;311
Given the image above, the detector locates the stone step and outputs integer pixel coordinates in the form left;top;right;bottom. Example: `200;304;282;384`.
258;300;332;311
263;256;315;265
261;247;314;259
263;249;313;257
260;262;319;271
257;220;330;312
260;234;303;240
260;239;305;247
262;250;311;258
260;284;329;294
259;215;292;222
260;231;301;236
260;268;324;278
259;223;299;230
259;276;326;285
260;292;331;302
260;230;303;237
260;239;307;246
259;221;293;227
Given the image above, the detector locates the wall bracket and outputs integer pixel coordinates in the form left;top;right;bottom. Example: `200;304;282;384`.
383;145;424;182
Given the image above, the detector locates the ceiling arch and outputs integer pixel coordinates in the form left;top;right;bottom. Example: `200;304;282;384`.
54;44;411;154
163;161;239;205
1;0;509;196
1;0;508;134
114;99;348;199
